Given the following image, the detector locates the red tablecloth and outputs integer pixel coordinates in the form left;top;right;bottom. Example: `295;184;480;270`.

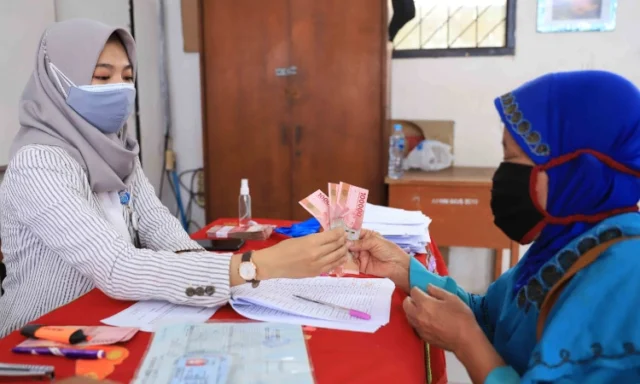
0;218;448;384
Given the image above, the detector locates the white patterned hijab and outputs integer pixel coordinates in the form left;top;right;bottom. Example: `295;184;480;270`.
10;19;140;192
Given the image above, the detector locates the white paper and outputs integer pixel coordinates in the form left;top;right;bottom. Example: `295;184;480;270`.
101;300;220;332
363;203;428;225
230;277;395;333
363;222;430;236
362;203;432;253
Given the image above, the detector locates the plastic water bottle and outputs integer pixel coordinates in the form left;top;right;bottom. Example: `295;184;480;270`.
388;124;405;179
238;178;252;226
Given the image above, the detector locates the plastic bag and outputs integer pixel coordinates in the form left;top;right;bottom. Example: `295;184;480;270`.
403;139;453;171
275;217;321;237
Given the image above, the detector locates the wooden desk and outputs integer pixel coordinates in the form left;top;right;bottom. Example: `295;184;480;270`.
386;167;519;281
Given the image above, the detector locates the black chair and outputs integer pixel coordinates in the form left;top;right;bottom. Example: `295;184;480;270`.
0;261;4;295
0;240;4;295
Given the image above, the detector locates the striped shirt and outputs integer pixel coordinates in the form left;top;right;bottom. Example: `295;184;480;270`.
0;145;232;337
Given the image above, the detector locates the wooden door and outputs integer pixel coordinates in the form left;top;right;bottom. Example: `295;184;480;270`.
288;0;387;220
200;1;294;221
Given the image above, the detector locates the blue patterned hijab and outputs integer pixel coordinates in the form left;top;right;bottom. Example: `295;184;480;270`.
493;71;640;292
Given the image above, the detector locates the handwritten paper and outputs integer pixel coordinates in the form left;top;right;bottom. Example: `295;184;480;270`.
132;322;314;384
231;301;381;333
101;301;220;332
230;277;395;333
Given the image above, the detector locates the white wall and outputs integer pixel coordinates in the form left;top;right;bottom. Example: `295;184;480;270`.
391;0;640;292
54;0;130;27
161;0;206;227
0;1;55;166
130;0;167;203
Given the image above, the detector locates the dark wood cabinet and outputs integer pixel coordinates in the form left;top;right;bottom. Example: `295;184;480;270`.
200;0;388;221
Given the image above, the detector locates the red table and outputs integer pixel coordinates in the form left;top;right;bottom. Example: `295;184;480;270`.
0;219;448;383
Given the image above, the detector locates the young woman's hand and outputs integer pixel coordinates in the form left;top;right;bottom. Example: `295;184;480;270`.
255;228;348;279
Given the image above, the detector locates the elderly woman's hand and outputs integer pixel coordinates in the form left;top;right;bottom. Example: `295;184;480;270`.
348;229;411;290
404;284;481;354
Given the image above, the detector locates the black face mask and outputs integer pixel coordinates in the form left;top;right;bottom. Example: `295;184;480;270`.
491;162;545;244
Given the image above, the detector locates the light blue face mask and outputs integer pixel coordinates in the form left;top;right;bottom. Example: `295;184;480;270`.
50;63;136;134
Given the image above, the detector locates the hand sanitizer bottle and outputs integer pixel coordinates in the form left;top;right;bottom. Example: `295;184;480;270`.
239;178;252;226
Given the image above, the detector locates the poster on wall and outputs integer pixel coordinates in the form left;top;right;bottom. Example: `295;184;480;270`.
537;0;618;33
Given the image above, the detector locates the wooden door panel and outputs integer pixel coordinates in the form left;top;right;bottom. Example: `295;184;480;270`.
201;1;293;221
289;0;387;220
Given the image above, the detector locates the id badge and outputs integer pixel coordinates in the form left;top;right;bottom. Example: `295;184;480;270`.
170;354;231;384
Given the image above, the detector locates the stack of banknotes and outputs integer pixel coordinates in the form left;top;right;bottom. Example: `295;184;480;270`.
299;182;369;274
207;224;275;240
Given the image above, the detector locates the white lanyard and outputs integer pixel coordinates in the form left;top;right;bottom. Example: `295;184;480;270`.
97;191;132;243
118;182;140;247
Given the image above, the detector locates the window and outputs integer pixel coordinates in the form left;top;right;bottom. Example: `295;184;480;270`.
390;0;516;58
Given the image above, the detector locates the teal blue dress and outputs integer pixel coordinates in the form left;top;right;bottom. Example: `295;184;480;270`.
410;213;640;383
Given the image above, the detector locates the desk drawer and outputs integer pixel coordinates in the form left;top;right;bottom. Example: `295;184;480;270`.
388;184;511;249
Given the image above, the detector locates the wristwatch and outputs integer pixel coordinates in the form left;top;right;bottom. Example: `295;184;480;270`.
239;251;260;288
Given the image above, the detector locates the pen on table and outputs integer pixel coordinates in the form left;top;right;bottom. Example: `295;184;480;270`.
293;295;371;320
0;362;55;379
12;346;104;360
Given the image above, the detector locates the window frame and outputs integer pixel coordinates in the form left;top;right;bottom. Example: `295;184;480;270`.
392;0;517;59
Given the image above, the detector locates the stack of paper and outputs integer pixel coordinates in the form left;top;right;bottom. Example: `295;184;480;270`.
207;224;276;240
230;277;395;333
362;203;431;254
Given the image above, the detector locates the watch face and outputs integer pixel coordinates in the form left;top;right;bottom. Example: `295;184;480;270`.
239;262;256;281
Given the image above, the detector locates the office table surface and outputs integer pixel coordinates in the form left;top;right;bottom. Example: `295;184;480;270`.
0;218;448;384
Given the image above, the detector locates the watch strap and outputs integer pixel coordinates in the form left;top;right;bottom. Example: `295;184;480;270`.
241;251;253;263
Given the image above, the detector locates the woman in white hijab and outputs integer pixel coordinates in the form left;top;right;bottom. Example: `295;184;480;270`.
0;19;348;337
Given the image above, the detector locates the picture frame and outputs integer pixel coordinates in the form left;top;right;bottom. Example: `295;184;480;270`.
537;0;618;33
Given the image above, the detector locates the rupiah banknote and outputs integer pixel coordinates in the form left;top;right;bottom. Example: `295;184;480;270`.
299;182;369;275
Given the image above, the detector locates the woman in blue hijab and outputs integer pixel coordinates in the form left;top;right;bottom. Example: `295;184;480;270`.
349;70;640;383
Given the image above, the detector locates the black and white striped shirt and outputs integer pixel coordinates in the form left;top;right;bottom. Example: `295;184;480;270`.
0;145;231;337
